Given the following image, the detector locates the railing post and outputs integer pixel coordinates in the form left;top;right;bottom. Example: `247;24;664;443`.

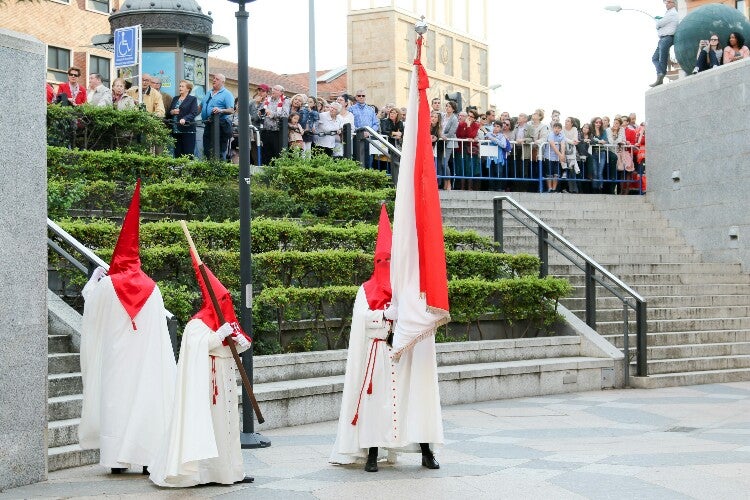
636;300;648;376
493;197;504;253
585;262;596;328
279;119;289;151
343;123;353;159
212;117;221;160
622;302;630;386
538;225;548;277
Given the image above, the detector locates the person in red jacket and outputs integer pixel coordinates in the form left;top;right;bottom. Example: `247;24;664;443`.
56;66;87;106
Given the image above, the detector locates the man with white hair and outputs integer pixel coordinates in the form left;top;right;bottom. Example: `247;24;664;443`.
199;73;234;160
87;73;112;107
258;84;290;163
129;74;166;118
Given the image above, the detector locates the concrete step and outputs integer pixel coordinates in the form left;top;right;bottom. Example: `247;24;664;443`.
575;305;750;322
549;262;745;276
596;317;750;335
48;394;82;421
48;352;80;374
49;372;82;398
630;368;750;389
563;294;750;309
48;444;99;472
605;329;750;348
646;342;750;360
564;272;750;286
48;418;81;449
48;334;73;354
622;283;750;296
643;354;750;375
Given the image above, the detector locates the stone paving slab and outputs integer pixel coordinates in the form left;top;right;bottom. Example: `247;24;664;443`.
2;382;750;499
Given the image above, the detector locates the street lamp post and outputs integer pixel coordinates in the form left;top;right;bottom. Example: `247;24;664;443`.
604;5;655;19
228;0;270;449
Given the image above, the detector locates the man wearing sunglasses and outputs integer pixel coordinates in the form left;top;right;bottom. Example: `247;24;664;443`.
56;66;87;106
350;89;379;169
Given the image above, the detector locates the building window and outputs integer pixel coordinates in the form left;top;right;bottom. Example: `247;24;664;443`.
47;46;71;83
90;55;111;88
87;0;109;14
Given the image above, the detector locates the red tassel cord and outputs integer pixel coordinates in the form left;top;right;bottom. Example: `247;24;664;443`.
351;339;383;425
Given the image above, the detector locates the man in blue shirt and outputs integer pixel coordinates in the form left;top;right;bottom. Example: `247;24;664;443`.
200;73;234;160
349;89;379;169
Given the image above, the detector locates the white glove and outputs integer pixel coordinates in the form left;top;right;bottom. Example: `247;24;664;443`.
91;266;107;282
216;322;234;340
383;302;398;321
235;334;251;348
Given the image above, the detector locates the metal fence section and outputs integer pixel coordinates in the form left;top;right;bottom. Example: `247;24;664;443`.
492;196;648;382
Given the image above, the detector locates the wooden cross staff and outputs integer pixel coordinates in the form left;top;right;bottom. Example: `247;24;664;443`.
180;220;264;424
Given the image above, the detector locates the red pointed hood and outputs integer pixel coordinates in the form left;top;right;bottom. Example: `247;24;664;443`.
108;179;156;328
362;204;392;311
189;247;251;344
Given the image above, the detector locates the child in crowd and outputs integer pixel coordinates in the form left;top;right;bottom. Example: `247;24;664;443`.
484;120;511;191
288;112;304;149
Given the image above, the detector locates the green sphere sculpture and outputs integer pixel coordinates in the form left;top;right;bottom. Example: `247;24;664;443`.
674;4;750;72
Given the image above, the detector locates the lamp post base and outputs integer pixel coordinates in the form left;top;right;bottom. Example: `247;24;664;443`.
241;432;271;449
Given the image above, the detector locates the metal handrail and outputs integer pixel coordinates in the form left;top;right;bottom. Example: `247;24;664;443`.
493;196;648;381
358;126;401;158
47;218;180;358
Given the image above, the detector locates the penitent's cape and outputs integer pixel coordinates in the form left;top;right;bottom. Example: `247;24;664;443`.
78;180;177;469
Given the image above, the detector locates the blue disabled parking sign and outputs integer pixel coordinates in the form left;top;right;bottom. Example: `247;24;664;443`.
114;26;139;68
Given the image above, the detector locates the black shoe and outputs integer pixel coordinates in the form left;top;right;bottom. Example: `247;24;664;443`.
142;466;149;475
649;74;665;87
421;453;440;469
237;476;254;483
110;468;127;474
365;455;378;472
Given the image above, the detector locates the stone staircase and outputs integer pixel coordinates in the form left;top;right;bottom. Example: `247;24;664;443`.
440;190;750;388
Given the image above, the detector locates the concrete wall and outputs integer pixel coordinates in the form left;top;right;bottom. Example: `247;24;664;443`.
0;29;48;490
645;59;750;272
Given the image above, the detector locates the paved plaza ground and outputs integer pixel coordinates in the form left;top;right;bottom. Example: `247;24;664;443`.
3;382;750;499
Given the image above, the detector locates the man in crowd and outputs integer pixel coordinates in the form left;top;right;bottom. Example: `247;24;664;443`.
151;77;173;115
257;84;290;163
149;247;253;487
87;73;112;107
650;0;679;87
128;74;166;117
56;66;87;105
78;180;176;475
350;89;379;168
200;73;234;160
431;97;442;114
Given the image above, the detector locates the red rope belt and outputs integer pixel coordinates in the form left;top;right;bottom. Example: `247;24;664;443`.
351;338;384;425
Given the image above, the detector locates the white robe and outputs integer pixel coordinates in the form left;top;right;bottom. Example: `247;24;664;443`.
78;276;177;469
330;287;443;465
149;319;249;487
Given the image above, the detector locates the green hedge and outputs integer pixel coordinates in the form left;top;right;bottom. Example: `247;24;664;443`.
47;105;172;153
56;219;499;254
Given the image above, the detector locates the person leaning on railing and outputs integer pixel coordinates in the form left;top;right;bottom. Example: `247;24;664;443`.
455;108;482;191
440;100;459;191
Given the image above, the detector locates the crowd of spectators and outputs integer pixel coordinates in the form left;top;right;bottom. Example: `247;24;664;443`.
45;68;648;194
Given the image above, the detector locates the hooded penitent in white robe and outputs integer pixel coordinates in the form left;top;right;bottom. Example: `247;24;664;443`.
78;276;177;469
149;318;249;487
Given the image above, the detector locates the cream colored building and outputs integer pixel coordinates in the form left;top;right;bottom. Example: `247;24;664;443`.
347;0;492;111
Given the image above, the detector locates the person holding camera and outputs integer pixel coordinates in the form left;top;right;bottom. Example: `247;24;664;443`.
692;35;723;74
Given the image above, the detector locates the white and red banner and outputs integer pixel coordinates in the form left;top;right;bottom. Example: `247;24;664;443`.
390;36;451;358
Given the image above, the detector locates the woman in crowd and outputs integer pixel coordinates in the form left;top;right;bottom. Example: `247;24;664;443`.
455;108;481;191
380;107;404;185
430;110;445;187
111;78;136;110
693;34;722;73
289;94;312;149
168;79;199;158
525;109;549;189
606;117;626;194
313;101;343;157
441;100;459;191
302;96;320;152
577;122;594;193
590;117;608;193
560;117;579;193
334;94;355;158
724;32;750;64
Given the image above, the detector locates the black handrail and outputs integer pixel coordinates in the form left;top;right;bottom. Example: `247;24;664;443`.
47;218;180;359
492;196;648;381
